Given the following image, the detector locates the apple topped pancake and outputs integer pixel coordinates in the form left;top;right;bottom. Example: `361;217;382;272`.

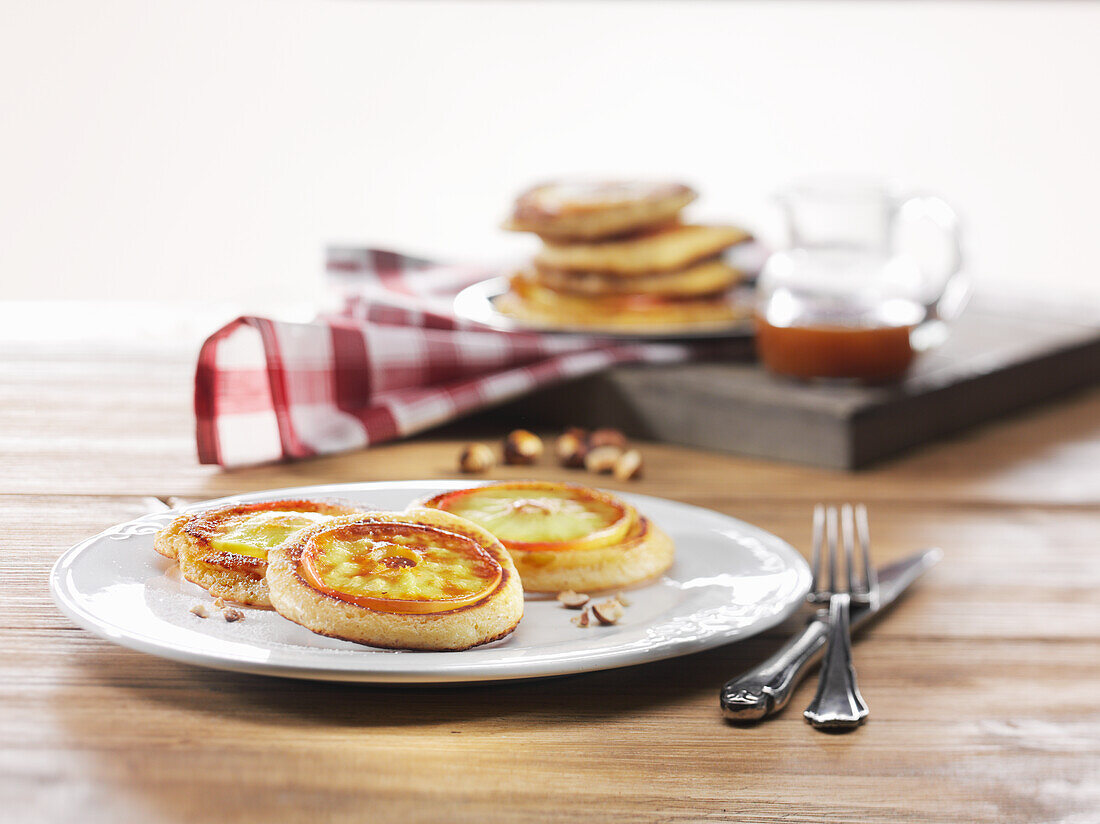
154;499;360;607
504;180;697;241
421;482;675;592
266;510;523;650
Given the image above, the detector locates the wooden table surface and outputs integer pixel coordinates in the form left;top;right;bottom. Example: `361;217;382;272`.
3;318;1099;823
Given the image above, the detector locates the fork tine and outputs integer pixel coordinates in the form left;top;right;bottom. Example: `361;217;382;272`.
856;503;877;604
825;505;838;596
841;503;856;595
810;504;825;600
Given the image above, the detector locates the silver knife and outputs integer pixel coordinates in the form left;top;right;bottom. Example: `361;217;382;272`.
720;547;942;723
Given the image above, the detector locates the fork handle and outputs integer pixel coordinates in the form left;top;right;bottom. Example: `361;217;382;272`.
720;613;830;723
803;593;869;730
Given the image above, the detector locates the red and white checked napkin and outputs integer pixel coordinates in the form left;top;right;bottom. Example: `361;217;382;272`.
195;248;754;467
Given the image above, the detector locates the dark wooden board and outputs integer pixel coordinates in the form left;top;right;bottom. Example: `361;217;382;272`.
494;299;1100;469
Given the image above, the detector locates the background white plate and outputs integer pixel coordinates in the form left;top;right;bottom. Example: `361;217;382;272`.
50;481;811;684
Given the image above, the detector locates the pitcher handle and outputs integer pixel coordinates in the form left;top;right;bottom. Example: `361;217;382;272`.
895;194;968;315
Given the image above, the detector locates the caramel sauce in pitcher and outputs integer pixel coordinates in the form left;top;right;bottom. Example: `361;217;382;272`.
754;315;917;382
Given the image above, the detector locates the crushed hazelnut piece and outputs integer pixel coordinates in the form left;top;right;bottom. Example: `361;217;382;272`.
458;442;495;473
592;599;625;625
585;444;623;474
222;608;245;623
571;608;591;628
614;591;631;607
213;598;225;608
189;604;209;618
613;448;643;481
556;589;590;609
503;429;543;465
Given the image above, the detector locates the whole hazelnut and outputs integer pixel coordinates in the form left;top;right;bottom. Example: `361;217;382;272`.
458;442;495;473
613;449;643;481
555;430;588;468
503;429;543;465
585;444;623;474
588;428;627;450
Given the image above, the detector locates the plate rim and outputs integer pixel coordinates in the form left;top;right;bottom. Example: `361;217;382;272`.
50;480;811;684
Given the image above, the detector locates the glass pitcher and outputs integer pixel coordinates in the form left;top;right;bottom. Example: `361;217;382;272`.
755;180;968;381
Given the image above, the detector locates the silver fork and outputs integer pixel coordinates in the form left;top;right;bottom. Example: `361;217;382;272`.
803;503;879;730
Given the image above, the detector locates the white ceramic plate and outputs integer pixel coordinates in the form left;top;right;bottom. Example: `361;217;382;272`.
452;276;756;340
50;481;810;684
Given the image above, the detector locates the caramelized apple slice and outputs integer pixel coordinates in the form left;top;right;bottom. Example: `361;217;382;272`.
299;521;502;614
428;482;635;552
208;509;338;560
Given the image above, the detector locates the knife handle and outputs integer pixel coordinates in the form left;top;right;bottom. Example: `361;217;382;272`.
720;613;829;723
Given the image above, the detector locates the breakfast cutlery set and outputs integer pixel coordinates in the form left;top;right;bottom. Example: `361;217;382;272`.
721;504;942;731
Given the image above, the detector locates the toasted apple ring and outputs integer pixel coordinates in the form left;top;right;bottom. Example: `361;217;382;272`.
299;520;502;614
423;482;635;553
154;499;359;607
266;510;523;651
421;482;675;592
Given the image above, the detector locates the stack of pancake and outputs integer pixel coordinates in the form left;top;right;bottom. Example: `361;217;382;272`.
498;181;752;332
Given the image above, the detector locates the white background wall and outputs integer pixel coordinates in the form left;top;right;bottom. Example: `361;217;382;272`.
2;0;1099;306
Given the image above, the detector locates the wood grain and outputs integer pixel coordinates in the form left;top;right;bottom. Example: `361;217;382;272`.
1;335;1098;824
